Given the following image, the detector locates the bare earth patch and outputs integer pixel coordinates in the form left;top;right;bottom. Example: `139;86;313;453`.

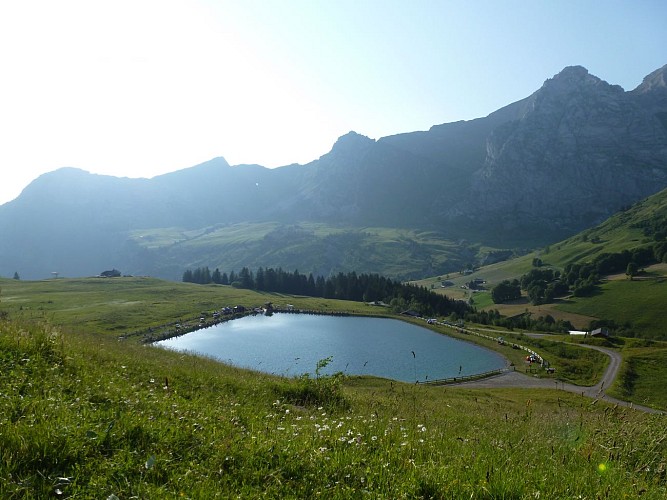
482;297;596;330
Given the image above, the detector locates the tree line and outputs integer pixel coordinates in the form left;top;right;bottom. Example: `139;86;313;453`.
182;266;472;318
462;308;573;334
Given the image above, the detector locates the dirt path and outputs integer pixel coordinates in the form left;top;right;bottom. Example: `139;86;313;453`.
451;337;664;415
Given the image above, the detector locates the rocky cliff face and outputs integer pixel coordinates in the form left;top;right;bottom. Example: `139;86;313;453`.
462;66;667;233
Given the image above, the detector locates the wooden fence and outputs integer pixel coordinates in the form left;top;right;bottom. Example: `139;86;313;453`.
417;367;510;386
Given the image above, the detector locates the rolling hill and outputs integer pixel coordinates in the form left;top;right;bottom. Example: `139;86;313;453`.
417;186;667;338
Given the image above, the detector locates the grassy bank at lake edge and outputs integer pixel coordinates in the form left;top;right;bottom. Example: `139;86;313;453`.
1;277;611;387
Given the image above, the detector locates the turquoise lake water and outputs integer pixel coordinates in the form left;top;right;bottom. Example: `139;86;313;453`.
156;314;506;382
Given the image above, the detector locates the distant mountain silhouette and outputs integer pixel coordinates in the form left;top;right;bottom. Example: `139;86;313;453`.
1;64;666;280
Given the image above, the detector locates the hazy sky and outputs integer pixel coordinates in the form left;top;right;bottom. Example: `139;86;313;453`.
1;0;665;205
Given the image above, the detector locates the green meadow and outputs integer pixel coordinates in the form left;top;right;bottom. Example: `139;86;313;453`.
1;276;666;497
0;277;380;337
557;278;667;340
607;343;667;411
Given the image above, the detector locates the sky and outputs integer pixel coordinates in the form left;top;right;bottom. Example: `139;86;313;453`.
1;0;666;205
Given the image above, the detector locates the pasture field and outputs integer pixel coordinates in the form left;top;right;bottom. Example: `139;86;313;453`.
0;277;381;337
556;278;667;340
1;318;665;498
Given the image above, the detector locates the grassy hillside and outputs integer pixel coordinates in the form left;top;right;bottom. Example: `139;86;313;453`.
414;188;667;337
2;318;666;498
608;343;667;410
557;272;667;339
126;222;483;281
0;276;381;337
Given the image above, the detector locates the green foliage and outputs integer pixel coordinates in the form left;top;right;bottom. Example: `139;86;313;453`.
276;357;348;410
490;279;521;303
184;267;473;318
626;261;638;278
609;349;667;410
465;309;574;335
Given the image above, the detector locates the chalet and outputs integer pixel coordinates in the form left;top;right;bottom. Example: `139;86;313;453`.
591;327;610;338
100;269;121;278
568;328;610;338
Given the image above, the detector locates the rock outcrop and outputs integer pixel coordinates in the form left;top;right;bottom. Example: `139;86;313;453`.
462;66;667;233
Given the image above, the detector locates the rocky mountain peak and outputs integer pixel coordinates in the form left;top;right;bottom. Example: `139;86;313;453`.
552;65;590;80
461;64;667;235
632;64;667;94
320;131;377;164
331;131;375;152
538;65;620;96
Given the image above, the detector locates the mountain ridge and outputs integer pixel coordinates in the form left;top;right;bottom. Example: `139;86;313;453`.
2;64;667;280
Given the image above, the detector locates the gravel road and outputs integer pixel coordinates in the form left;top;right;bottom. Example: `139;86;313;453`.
450;339;664;415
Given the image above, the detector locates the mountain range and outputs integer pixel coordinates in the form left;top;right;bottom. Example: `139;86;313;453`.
1;64;666;280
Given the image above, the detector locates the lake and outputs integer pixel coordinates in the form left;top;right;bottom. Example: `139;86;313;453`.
155;314;507;382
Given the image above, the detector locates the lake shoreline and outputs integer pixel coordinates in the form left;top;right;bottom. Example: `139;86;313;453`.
154;312;508;383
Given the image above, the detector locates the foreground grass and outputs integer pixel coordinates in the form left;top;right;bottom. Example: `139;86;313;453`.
1;319;666;498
